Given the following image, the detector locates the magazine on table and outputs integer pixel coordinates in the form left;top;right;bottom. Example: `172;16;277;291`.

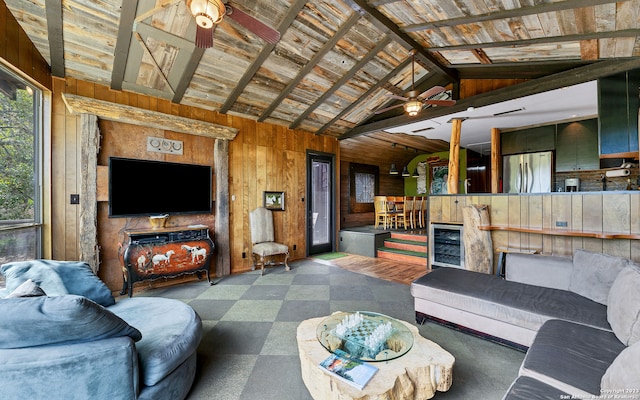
318;349;378;390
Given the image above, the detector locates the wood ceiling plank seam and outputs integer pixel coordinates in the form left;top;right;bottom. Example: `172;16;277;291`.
403;0;622;32
133;31;175;95
537;11;563;37
574;5;597;34
110;0;140;90
218;0;308;114
340;57;640;139
343;0;458;82
314;58;413;135
428;28;640;52
45;0;64;77
289;36;392;129
256;12;360;122
134;21;197;50
134;0;180;24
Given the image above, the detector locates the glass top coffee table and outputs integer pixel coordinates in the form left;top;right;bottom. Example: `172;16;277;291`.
316;311;414;362
297;312;455;399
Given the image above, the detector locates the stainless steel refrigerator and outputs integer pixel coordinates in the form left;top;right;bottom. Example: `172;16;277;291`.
503;151;553;193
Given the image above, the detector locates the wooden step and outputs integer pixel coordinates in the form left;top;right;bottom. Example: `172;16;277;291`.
391;232;427;243
377;247;428;266
383;238;427;253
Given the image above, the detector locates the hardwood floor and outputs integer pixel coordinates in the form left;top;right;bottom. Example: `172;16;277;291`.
314;254;429;285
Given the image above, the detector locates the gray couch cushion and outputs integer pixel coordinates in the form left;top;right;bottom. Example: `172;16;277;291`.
569;249;629;305
601;341;640;393
520;319;626;396
502;376;569;400
109;297;202;387
411;268;610;332
607;263;640;346
506;253;573;290
0;259;115;307
0;295;141;349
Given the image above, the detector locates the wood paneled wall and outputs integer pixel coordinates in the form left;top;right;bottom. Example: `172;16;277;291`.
460;79;528;99
0;1;51;89
51;77;339;291
429;193;640;263
339;160;405;228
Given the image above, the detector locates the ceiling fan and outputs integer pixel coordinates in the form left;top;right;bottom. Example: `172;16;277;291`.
186;0;280;48
375;50;456;116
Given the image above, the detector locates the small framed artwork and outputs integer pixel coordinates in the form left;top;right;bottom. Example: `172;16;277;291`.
264;191;285;211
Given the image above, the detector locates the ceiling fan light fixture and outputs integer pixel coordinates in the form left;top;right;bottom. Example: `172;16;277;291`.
404;99;422;116
188;0;224;28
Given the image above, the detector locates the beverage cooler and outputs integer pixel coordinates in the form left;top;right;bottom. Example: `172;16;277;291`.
429;223;464;269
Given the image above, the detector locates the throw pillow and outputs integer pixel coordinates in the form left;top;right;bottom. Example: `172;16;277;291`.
607;263;640;346
5;279;46;298
0;259;114;306
601;341;640;393
0;295;141;349
568;249;630;305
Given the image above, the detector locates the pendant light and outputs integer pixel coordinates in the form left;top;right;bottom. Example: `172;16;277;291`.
401;166;410;177
389;163;399;175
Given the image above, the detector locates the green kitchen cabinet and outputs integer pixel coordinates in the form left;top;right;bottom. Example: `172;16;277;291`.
556;119;599;172
598;69;640;156
501;125;555;155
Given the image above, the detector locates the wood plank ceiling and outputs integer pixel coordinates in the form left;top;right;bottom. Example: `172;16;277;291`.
4;0;640;154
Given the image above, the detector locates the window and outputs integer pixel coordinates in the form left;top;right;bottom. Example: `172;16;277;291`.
0;63;42;264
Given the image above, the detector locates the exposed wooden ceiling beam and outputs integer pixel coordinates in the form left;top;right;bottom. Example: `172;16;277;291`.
340;58;640;139
44;0;64;77
454;60;592;79
289;37;391;129
220;0;307;114
257;12;360;121
403;0;620;32
343;0;458;83
111;0;140;91
314;56;413;135
431;29;640;52
172;47;205;103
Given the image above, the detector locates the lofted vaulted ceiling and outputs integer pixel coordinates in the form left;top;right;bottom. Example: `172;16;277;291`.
4;0;640;154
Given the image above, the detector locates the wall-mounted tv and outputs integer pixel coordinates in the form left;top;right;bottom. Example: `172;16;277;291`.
109;157;212;217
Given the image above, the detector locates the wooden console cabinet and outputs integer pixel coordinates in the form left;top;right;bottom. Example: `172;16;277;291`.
119;225;214;297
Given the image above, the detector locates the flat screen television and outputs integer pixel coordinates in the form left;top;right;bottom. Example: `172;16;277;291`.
109;157;212;217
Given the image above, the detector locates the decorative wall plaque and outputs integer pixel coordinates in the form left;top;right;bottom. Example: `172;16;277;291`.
147;137;183;155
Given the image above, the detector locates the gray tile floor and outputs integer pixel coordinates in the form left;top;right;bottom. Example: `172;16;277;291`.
137;259;524;399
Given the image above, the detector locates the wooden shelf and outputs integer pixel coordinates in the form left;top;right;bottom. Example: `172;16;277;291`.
477;225;640;240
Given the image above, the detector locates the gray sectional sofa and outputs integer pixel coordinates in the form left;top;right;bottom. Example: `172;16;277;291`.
0;260;202;400
411;249;640;399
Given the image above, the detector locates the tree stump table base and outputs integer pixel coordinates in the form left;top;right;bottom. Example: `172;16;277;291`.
297;315;455;400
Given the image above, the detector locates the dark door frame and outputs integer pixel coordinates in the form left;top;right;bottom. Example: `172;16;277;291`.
306;150;336;256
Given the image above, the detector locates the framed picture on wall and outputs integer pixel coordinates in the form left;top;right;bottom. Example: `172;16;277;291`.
430;161;449;195
349;163;379;213
264;191;285;211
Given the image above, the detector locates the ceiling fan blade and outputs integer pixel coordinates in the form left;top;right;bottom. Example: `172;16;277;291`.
195;24;217;49
418;86;446;99
424;99;457;106
374;104;404;114
226;5;281;44
385;93;409;101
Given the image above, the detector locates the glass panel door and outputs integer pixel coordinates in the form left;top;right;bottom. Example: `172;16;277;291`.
307;153;334;255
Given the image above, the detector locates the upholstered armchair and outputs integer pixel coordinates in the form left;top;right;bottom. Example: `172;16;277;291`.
249;207;290;275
